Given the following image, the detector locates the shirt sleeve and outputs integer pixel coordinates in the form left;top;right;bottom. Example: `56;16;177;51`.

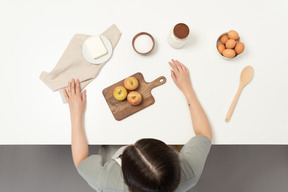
180;135;211;177
76;155;104;191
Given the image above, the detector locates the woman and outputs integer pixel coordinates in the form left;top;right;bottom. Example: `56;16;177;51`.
63;59;212;192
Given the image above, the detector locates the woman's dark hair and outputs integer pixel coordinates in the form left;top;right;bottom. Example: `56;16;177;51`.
121;139;181;192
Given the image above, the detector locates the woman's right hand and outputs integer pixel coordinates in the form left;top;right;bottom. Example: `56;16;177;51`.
169;59;193;96
63;79;86;119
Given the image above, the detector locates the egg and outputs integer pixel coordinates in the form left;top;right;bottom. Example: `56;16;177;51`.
223;49;236;58
220;35;229;44
217;43;226;54
235;42;245;54
228;30;239;40
225;39;236;49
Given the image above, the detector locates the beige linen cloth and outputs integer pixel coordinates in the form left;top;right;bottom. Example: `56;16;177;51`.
40;24;121;103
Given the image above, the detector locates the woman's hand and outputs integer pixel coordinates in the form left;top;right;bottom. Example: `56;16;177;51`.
169;59;193;96
63;79;87;119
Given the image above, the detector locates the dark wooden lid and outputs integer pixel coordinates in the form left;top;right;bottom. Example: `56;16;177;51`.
173;23;189;39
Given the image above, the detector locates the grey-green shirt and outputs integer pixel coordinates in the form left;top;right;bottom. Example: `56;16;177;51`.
77;135;211;192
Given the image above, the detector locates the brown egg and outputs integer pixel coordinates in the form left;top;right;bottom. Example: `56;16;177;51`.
223;49;236;58
235;42;245;54
217;43;226;54
220;35;229;44
228;30;239;40
225;39;236;49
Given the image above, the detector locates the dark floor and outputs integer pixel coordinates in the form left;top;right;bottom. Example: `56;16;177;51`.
0;145;287;192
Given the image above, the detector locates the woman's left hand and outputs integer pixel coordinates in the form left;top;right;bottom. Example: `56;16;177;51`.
63;79;86;118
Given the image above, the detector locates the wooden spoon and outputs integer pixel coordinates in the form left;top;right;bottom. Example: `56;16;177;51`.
225;66;254;122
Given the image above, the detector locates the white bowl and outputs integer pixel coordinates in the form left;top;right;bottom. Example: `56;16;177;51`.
216;32;242;60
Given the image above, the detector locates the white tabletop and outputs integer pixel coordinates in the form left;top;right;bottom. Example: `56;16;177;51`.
1;0;288;144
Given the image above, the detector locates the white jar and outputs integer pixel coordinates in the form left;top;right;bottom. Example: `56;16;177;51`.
167;23;190;49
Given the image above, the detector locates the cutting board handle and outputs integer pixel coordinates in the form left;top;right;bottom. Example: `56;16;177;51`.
148;76;167;90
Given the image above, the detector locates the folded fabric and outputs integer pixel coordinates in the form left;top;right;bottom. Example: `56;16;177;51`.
40;24;121;103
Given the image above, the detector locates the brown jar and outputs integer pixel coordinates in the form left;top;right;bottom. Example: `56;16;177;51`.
168;23;190;49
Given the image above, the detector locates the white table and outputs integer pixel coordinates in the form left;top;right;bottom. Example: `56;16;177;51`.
1;0;288;144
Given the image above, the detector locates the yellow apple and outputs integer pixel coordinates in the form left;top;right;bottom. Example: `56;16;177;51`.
113;86;128;101
124;77;139;90
127;91;142;105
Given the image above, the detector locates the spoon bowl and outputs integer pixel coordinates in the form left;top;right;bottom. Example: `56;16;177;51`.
240;66;254;87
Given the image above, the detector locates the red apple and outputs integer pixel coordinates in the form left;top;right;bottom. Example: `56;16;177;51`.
113;86;127;101
127;91;142;105
124;77;139;90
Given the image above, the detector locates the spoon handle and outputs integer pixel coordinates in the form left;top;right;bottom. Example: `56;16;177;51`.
225;86;243;122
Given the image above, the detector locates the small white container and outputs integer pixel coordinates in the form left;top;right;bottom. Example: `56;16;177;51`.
168;23;189;49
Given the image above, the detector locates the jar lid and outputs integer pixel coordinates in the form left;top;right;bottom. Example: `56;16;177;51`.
173;23;189;39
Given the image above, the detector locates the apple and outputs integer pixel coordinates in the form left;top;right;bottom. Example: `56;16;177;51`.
113;86;128;101
127;91;142;105
124;77;139;90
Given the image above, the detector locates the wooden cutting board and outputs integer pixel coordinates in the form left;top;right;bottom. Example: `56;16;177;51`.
102;72;166;121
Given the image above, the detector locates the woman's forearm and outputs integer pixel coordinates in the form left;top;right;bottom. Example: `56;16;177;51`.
63;79;89;168
185;88;212;140
71;114;89;167
168;59;212;140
